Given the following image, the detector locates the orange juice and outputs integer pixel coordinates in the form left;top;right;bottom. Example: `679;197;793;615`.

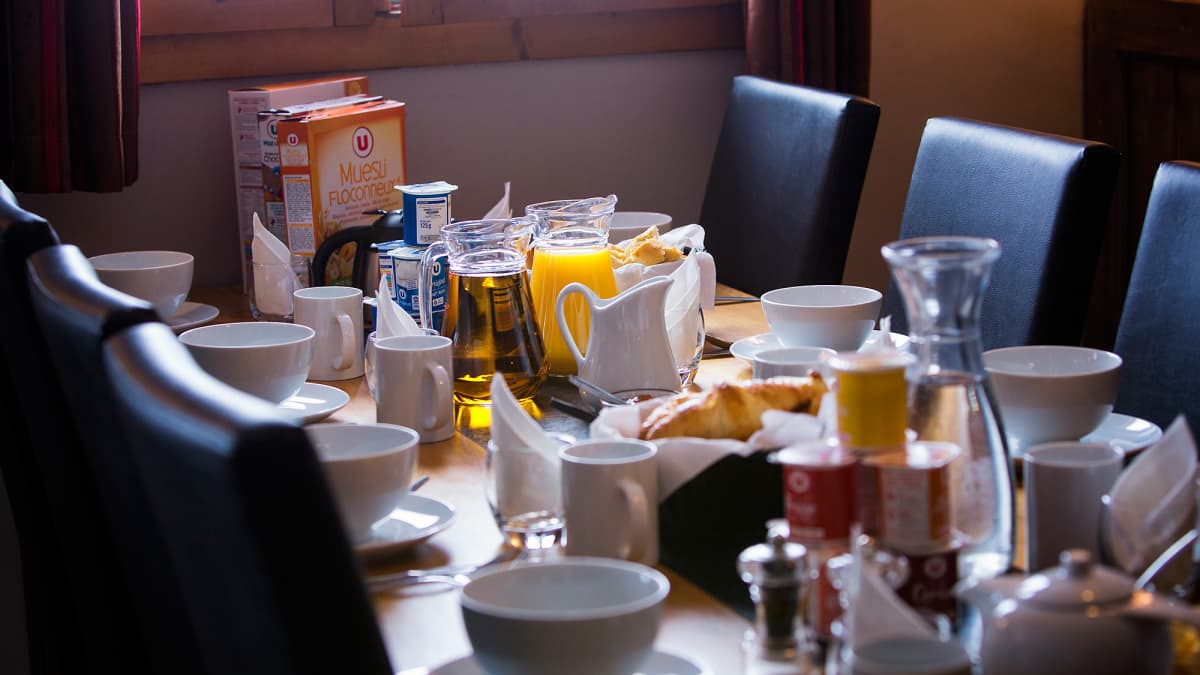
530;246;617;375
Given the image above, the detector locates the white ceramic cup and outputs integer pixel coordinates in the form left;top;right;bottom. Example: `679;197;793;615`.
306;423;418;543
88;250;194;318
293;286;365;381
560;440;658;565
374;335;454;443
1024;442;1124;572
751;346;836;379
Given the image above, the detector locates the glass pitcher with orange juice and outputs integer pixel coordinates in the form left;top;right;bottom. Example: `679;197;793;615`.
419;218;547;404
526;195;618;376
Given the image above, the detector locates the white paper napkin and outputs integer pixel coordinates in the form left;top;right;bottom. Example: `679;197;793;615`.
590;398;827;499
1105;415;1198;574
844;548;941;651
252;213;297;316
376;277;421;338
613;224;716;309
483;181;512;220
490;371;560;458
665;253;703;370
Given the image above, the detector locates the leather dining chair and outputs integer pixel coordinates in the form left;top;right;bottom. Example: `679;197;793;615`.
1112;161;1200;432
26;244;200;675
0;183;117;675
698;75;880;296
102;322;393;675
882;117;1121;350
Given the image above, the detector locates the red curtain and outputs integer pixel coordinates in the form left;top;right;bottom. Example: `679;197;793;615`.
744;0;871;97
1;0;140;193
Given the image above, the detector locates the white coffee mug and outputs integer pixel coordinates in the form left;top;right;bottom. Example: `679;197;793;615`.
1024;442;1123;572
560;440;658;565
293;286;364;381
752;346;836;379
375;335;454;443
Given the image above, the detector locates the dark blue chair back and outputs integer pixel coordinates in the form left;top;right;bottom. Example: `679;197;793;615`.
699;75;880;296
1113;161;1200;432
26;244;200;675
102;322;393;675
882;117;1121;350
0;182;151;675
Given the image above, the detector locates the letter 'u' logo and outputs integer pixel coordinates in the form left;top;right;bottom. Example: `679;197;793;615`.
353;126;374;158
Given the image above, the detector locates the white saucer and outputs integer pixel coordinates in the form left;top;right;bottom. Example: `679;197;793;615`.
167;301;219;333
421;649;710;675
276;382;350;424
1011;412;1163;461
730;329;910;361
357;493;456;561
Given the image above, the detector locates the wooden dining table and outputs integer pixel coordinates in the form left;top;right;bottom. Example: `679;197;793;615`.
191;283;770;674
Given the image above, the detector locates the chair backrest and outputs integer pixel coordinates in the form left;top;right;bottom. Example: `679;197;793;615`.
1113;161;1200;431
102;322;393;675
0;182;118;675
699;75;880;296
882;117;1121;350
26;244;201;675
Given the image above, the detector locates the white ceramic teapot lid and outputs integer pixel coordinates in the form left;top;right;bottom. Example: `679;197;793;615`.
1017;549;1133;608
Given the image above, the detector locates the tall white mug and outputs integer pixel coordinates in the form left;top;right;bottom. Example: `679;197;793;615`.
560;440;658;565
293;286;364;381
375;335;454;443
1024;441;1123;572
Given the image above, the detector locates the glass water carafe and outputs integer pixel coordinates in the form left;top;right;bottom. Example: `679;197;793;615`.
882;236;1013;582
420;218;548;404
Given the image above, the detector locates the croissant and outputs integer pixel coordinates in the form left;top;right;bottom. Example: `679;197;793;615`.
639;375;827;441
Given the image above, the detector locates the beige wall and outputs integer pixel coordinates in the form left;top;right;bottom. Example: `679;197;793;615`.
17;51;745;287
846;0;1087;291
15;2;1088;293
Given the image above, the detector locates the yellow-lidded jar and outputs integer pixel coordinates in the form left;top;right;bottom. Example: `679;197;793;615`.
829;351;912;452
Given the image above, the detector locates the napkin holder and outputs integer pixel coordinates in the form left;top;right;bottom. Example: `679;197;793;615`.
592;402;802;619
659;450;782;618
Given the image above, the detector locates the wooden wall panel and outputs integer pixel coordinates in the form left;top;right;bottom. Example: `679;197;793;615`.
1083;0;1200;348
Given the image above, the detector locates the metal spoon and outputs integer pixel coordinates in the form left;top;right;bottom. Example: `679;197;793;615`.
567;374;630;406
366;545;520;591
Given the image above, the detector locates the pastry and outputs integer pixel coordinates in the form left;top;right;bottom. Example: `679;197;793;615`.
610;225;684;267
639;376;827;441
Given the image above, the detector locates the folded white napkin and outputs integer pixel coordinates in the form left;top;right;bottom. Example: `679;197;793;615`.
483;181;512;220
844;549;942;651
591;398;826;499
490;371;560;458
1105;415;1198;574
613;224;716;309
665;253;703;371
252;213;298;316
376;277;421;338
489;372;563;515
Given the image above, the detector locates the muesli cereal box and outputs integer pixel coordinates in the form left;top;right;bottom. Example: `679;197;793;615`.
277;99;406;285
258;94;380;244
227;75;369;290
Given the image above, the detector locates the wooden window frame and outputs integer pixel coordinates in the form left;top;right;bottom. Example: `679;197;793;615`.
141;0;745;84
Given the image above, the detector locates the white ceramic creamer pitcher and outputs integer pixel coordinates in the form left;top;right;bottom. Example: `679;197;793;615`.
555;275;681;398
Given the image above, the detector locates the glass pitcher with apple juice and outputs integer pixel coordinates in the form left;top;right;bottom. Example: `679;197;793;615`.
420;218;547;404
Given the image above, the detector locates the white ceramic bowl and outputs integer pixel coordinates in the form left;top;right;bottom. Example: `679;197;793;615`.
306;423;418;543
608;211;673;244
761;285;883;351
179;322;315;403
89;250;194;318
984;346;1123;451
461;558;669;675
752;346;837;379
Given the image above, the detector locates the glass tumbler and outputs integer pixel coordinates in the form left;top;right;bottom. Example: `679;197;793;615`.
485;433;573;554
881;236;1014;583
